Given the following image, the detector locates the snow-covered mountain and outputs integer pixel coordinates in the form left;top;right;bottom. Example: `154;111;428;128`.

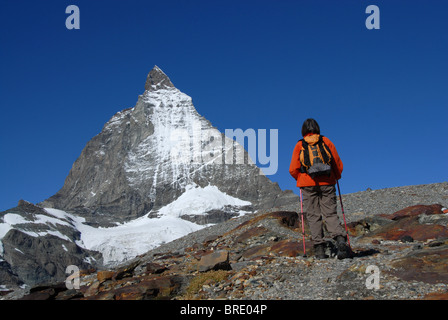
40;66;294;225
0;66;297;289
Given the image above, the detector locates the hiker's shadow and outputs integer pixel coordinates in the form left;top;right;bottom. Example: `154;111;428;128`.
351;248;380;258
328;242;380;259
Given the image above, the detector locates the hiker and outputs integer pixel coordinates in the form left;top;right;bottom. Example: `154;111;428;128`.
289;118;350;259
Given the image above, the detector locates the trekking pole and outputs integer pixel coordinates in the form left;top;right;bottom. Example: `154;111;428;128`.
336;180;351;249
299;188;307;257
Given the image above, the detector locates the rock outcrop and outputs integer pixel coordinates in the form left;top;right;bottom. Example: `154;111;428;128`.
0;201;102;288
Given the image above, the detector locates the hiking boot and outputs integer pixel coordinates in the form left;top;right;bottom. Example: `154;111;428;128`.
314;243;328;259
335;235;350;259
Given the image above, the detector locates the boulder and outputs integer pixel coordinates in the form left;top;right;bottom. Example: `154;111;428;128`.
391;246;448;284
358;204;448;242
362;215;448;242
198;250;231;272
145;262;168;275
270;239;301;257
108;275;187;300
380;204;443;220
97;270;115;283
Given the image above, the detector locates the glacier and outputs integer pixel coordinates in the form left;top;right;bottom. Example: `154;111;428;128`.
0;184;252;266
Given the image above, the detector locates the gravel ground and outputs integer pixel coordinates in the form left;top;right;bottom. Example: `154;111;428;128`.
141;182;448;300
148;182;448;256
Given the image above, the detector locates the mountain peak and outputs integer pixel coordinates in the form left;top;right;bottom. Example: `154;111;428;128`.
144;65;175;92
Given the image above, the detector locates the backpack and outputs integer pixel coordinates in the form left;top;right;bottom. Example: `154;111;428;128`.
299;135;332;178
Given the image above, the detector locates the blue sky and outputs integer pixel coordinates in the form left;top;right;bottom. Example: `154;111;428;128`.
1;0;447;211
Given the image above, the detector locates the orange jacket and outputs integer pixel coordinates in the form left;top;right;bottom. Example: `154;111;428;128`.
289;134;343;187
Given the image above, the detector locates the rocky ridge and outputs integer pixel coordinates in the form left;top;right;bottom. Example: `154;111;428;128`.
6;182;447;301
